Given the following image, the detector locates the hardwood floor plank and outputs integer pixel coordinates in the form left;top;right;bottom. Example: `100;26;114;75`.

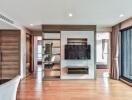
17;69;132;100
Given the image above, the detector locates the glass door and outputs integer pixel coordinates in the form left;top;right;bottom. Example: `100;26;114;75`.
121;27;132;82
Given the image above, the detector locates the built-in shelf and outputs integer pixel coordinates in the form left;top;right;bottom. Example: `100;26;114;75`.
44;68;60;71
67;42;87;43
42;53;60;55
67;38;87;45
66;67;88;74
42;61;60;63
42;32;61;80
44;76;60;80
42;39;60;40
42;46;60;48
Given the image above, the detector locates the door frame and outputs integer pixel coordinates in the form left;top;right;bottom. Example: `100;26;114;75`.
26;33;33;74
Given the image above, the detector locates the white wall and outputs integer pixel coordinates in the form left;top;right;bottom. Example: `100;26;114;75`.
61;31;95;79
34;36;38;72
20;29;27;78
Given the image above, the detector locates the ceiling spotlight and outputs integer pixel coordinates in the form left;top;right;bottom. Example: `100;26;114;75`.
119;14;124;18
30;24;34;26
69;13;73;17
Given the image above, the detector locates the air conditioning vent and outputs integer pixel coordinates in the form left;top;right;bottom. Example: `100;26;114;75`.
0;14;14;24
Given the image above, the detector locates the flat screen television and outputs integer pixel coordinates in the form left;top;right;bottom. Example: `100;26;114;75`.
65;45;91;59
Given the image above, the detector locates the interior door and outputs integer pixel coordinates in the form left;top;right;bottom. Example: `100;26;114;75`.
0;30;20;80
26;33;32;75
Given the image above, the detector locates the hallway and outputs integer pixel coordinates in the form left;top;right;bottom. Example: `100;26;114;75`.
17;69;132;100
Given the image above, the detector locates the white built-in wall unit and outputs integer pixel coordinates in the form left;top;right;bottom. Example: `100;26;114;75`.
61;31;95;79
42;25;96;80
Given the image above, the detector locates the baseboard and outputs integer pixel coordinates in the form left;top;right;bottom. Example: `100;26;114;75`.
120;78;132;87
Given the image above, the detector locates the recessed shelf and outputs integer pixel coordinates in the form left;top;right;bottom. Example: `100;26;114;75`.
66;67;88;74
67;38;87;45
43;31;61;33
42;53;60;55
44;76;60;80
67;42;87;43
42;39;60;40
42;62;60;65
42;46;60;48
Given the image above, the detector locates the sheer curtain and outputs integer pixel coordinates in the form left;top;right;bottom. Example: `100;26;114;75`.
111;25;120;79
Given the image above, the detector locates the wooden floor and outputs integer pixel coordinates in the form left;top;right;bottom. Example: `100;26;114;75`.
17;69;132;100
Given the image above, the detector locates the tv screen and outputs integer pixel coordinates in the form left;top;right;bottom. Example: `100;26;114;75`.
65;45;91;59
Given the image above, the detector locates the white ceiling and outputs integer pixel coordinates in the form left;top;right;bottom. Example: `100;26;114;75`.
0;0;132;31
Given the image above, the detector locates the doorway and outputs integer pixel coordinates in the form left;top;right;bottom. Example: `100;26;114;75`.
96;32;110;78
26;33;33;76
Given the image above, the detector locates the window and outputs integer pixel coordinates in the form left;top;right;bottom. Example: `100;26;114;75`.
121;27;132;82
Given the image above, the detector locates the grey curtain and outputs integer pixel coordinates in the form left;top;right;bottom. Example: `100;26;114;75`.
121;28;132;79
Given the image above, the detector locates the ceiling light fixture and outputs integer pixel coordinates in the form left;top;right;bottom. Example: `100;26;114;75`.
119;14;124;18
30;24;34;26
68;13;73;17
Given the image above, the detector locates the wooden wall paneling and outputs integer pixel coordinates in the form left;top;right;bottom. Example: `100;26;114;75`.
32;31;42;36
61;25;96;31
42;25;61;32
42;25;96;32
0;30;20;79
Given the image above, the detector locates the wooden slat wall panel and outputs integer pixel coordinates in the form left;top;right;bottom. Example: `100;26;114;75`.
42;25;96;32
0;30;20;79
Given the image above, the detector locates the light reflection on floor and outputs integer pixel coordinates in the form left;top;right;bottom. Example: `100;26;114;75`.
35;66;43;82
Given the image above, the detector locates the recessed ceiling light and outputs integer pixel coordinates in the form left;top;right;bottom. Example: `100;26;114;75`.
68;13;73;17
30;24;34;26
119;14;124;18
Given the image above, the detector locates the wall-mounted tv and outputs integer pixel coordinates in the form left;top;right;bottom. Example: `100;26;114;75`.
65;45;91;59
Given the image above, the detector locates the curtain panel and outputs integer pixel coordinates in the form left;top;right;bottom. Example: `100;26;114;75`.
121;28;132;81
110;25;121;79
